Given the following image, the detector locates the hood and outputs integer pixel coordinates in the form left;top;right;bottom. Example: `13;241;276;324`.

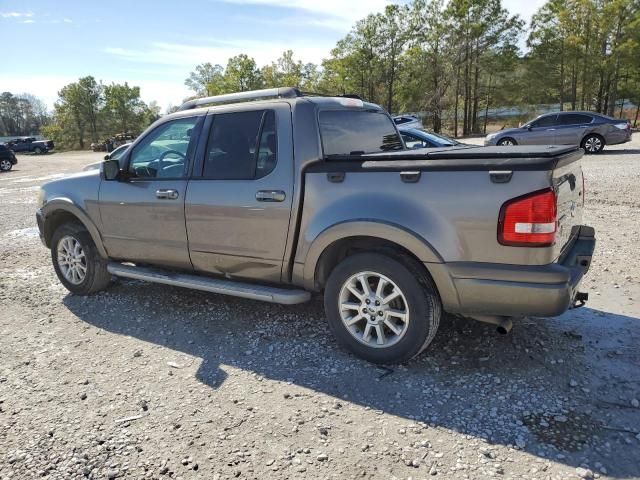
490;127;522;138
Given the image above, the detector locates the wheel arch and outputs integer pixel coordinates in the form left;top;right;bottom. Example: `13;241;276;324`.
298;220;443;290
498;137;517;145
42;199;108;258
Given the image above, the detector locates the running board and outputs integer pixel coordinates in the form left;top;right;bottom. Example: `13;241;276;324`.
107;263;311;305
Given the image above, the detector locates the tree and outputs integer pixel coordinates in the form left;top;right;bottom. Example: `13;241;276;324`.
224;54;263;92
45;77;157;149
185;63;225;96
0;92;50;136
446;0;523;135
104;82;145;133
77;76;104;143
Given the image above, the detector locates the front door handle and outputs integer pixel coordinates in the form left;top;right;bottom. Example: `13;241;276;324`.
156;189;179;200
256;190;286;202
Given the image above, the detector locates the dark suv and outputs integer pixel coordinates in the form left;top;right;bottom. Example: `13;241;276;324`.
485;111;632;153
0;144;18;172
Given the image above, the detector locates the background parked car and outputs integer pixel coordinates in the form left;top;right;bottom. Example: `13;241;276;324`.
393;115;423;130
399;127;466;149
0;144;18;172
485;111;632;153
7;137;54;154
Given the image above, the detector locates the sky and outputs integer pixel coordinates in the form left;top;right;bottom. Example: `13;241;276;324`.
0;0;547;111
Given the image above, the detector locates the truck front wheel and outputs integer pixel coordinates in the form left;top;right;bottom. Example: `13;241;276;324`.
324;253;441;364
51;222;111;295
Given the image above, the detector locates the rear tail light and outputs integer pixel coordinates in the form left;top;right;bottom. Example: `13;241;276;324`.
614;122;630;131
498;188;557;246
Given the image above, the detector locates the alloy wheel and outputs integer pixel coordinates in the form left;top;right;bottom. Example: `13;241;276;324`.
584;136;602;153
57;235;87;285
338;271;410;348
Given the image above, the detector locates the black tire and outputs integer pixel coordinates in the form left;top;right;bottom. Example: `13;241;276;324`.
0;159;12;172
581;134;605;154
324;252;441;364
51;222;111;295
497;137;517;146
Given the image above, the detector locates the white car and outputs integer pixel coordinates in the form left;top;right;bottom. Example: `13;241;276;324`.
393;115;423;130
83;143;131;171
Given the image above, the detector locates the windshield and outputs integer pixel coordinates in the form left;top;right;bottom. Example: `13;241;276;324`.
412;129;460;146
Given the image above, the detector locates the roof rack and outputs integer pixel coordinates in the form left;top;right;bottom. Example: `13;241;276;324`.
178;87;303;111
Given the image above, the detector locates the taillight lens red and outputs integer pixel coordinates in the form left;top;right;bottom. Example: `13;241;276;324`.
498;189;557;246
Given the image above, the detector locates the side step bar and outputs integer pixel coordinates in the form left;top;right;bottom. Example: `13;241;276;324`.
107;263;311;305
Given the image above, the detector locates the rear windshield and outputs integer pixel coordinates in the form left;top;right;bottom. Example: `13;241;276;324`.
319;110;403;157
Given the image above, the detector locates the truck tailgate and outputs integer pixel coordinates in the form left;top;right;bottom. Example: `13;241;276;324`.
553;153;585;260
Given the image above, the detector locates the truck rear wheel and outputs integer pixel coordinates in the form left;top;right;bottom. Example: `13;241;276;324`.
51;222;111;295
324;253;441;364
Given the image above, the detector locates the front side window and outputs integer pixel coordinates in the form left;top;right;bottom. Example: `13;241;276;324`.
530;115;558;128
129;117;199;178
203;110;276;180
319;110;403;157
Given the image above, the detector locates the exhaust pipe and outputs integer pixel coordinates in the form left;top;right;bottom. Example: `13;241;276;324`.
469;315;513;334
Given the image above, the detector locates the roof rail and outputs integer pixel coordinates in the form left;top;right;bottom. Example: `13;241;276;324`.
178;87;303;111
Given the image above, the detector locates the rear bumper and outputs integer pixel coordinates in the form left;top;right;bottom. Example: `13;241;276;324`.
436;225;596;317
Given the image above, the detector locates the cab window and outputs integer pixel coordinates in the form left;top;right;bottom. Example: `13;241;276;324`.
203;110;276;180
129;117;199;178
319;110;403;157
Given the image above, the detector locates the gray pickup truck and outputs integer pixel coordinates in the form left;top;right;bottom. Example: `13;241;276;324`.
36;87;596;364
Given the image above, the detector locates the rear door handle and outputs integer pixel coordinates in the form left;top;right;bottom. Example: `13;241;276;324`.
156;189;179;200
256;190;286;202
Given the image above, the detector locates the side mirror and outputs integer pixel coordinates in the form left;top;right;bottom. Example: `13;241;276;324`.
527;125;532;131
104;154;110;160
103;159;121;180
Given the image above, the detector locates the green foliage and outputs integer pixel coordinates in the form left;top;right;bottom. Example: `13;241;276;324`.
527;0;640;115
0;92;50;137
45;76;158;150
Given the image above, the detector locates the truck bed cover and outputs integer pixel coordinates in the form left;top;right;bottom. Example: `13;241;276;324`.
316;145;583;172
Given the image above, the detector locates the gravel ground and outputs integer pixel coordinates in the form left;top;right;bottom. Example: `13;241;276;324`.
1;140;639;480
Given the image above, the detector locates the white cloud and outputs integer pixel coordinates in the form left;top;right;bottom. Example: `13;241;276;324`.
222;0;394;28
502;0;546;28
1;11;33;18
105;39;332;67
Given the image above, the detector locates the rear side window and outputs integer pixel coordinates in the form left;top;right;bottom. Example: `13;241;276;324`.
203;110;276;179
559;113;593;125
319;110;403;157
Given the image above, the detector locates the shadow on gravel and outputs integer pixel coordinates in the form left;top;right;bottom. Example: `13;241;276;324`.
63;281;640;478
601;148;640;155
